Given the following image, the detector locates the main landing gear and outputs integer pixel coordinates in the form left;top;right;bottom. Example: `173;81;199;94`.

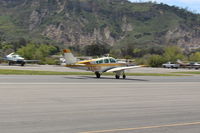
8;61;25;66
95;71;126;79
115;71;126;79
115;74;126;79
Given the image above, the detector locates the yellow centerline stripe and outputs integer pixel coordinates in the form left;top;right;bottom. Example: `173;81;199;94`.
80;121;200;133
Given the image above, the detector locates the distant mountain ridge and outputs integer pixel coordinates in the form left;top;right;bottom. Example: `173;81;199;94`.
0;0;200;50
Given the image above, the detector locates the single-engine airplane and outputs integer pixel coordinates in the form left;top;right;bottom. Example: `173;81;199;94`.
3;53;39;66
177;59;200;69
63;49;143;79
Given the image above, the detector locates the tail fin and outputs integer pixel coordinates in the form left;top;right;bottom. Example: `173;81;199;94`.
63;49;77;64
177;59;184;65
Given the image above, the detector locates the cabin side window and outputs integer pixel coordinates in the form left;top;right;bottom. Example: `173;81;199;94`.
110;58;116;63
104;59;109;63
99;60;103;64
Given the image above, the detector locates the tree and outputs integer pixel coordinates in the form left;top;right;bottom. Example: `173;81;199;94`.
84;41;110;56
163;46;185;62
189;52;200;62
17;43;36;59
133;48;142;57
1;42;14;55
17;43;58;63
109;48;122;58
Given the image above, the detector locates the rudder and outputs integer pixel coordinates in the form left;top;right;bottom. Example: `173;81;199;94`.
63;49;77;64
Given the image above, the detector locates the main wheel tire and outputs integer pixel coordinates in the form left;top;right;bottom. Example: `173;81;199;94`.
123;75;126;79
21;62;25;66
8;62;12;66
95;72;101;78
115;75;120;79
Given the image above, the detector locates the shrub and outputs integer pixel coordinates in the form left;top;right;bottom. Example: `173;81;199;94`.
148;54;166;67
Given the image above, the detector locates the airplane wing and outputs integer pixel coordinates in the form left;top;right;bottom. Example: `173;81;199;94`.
24;60;40;63
105;65;143;73
0;58;15;62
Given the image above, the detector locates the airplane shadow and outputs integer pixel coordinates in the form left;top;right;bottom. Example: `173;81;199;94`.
64;76;149;82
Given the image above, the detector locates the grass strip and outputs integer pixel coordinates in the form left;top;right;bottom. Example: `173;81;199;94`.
0;69;184;76
173;71;200;75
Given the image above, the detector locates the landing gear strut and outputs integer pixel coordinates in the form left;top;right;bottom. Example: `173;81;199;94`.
8;62;13;66
95;72;101;78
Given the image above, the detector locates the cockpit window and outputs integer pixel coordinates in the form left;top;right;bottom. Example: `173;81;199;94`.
96;59;103;64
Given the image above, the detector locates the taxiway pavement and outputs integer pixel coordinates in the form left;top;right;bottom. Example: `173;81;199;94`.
0;75;200;133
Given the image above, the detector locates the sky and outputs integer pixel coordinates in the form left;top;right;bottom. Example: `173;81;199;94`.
129;0;200;13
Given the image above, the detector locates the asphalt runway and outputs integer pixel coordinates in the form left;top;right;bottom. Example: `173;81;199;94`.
1;64;200;73
0;75;200;133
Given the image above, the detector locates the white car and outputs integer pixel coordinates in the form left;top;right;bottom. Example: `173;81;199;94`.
162;62;180;69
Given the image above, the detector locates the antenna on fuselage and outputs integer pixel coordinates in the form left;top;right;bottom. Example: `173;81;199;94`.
104;54;110;57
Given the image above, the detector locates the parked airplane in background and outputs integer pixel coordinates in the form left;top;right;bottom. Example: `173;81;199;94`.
3;53;39;66
177;59;200;69
63;49;143;79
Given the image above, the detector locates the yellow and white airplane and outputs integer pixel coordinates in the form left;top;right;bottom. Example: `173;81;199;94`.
63;49;143;79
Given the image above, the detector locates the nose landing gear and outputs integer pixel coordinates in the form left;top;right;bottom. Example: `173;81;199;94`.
95;72;101;78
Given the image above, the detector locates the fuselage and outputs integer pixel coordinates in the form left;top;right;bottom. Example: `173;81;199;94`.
6;53;24;62
65;57;127;72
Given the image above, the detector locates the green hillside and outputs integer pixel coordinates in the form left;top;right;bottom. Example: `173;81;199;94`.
0;0;200;56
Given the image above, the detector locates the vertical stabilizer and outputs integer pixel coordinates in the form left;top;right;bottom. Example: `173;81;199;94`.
63;49;77;64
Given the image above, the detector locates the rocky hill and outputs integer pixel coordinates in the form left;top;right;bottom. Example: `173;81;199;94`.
0;0;200;51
